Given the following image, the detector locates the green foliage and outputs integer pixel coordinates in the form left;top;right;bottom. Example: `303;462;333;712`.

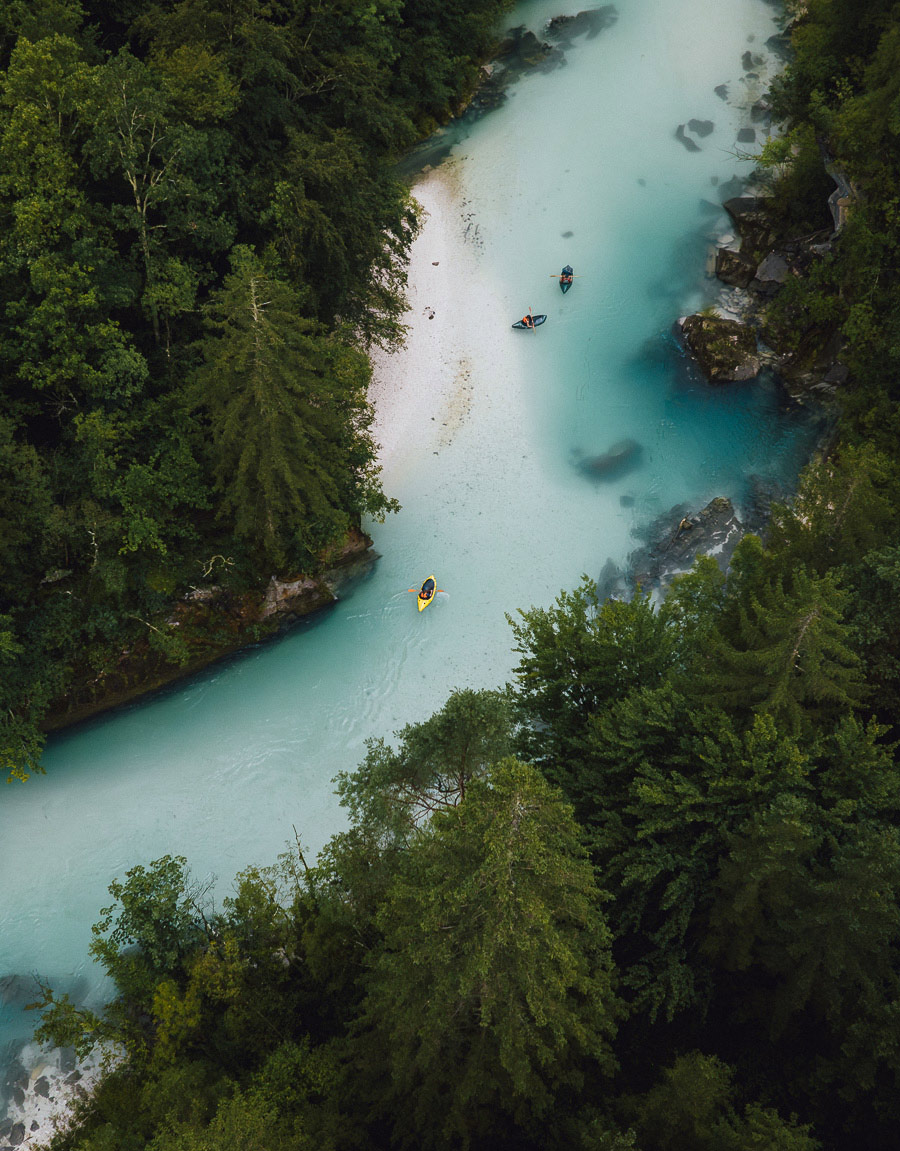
352;758;621;1148
509;579;676;793
335;686;515;845
697;545;864;737
625;1053;820;1151
0;0;510;773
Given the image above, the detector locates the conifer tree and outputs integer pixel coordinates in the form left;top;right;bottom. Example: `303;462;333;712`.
194;249;393;569
350;759;620;1149
698;561;864;736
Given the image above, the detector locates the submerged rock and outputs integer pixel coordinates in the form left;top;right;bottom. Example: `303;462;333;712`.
575;438;642;480
714;83;729;100
688;118;715;137
675;124;701;152
679;314;760;382
545;7;618;42
737;126;757;143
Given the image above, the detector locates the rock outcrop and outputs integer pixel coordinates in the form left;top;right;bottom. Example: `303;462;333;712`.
616;497;746;595
715;247;758;288
722;196;775;258
679;314;760;382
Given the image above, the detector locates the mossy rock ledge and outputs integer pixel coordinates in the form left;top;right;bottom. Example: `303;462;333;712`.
679;314;761;383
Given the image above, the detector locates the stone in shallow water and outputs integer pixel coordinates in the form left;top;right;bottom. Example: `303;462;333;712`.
637;177;646;186
688;118;714;137
675;124;701;152
737;127;756;143
714;83;729;100
561;230;574;237
576;439;643;480
34;1076;50;1097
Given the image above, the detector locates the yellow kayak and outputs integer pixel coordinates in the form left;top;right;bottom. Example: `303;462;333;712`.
417;575;436;612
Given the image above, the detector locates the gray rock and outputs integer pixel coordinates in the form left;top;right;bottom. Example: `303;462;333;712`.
714;83;729;100
262;575;334;619
723;195;774;254
822;363;849;385
688;118;715;137
737;126;757;143
629;498;745;591
766;31;792;60
9;1125;24;1147
675;124;701;152
751;98;772;122
34;1076;50;1098
755;252;789;284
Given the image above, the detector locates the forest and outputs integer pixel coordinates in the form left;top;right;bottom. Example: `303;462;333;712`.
0;0;513;779
14;0;900;1148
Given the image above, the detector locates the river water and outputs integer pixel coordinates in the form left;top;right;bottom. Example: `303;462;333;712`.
1;0;821;1123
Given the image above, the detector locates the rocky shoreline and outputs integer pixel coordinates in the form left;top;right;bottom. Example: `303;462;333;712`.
0;1043;109;1151
677;182;851;398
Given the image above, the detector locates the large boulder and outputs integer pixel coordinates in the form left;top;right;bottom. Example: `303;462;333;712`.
715;247;757;288
723;195;775;257
261;575;334;620
680;314;760;382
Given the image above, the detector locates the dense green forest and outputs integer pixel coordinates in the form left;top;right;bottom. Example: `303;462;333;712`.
17;0;900;1148
0;0;514;780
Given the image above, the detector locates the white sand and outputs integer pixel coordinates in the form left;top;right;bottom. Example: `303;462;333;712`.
369;160;490;479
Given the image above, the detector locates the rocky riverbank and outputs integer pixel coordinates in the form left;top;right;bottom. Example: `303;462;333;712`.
677;181;852;396
42;528;376;733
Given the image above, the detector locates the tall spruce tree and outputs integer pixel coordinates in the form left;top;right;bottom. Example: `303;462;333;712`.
698;555;864;736
193;248;393;569
349;758;621;1150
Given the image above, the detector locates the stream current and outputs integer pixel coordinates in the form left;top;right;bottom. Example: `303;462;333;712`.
1;0;824;1118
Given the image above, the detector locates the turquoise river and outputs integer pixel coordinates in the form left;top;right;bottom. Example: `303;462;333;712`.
1;0;824;1121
